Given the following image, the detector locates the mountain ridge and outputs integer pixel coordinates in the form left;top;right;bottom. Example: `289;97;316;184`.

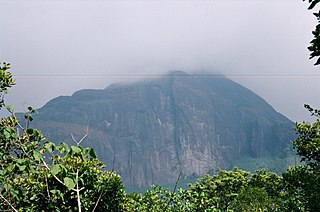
29;72;295;187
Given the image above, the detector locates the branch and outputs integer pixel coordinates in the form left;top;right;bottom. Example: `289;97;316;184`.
41;158;84;193
173;171;182;194
111;155;115;172
0;193;18;212
92;191;105;212
44;172;51;201
71;125;89;146
41;158;65;187
163;171;182;211
7;109;25;131
76;169;82;212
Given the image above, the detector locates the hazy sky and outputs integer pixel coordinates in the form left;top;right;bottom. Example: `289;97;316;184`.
1;0;320;122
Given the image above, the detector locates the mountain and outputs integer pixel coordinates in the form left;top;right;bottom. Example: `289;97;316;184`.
29;71;295;188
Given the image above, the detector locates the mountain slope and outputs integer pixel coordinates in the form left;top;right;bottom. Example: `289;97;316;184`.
30;72;295;187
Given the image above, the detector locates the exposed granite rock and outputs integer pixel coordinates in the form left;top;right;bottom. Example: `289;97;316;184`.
30;72;295;187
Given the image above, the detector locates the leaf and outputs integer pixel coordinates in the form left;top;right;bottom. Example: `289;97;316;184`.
17;159;24;164
89;148;97;158
50;164;61;175
3;183;12;191
71;146;81;154
27;128;34;135
30;194;37;201
308;0;320;10
33;150;41;162
24;114;33;122
50;189;57;195
60;142;70;152
5;104;15;112
44;142;55;153
27;106;35;113
64;177;75;190
56;143;69;154
3;129;11;139
315;57;320;65
19;165;27;171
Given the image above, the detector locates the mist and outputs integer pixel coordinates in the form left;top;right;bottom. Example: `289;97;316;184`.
1;0;320;122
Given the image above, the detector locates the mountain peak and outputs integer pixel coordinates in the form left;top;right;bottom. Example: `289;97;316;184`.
32;73;295;188
167;71;189;76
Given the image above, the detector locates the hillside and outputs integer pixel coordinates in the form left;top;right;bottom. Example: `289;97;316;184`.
29;71;295;187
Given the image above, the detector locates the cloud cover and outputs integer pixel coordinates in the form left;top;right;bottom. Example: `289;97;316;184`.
1;0;320;121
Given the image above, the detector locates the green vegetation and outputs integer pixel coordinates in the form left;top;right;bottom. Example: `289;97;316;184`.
1;61;320;211
304;0;320;65
0;63;125;211
2;2;320;208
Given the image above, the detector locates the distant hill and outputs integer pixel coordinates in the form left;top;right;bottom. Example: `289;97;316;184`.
28;71;295;188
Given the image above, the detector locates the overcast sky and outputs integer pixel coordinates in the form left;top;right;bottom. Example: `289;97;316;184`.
1;0;320;122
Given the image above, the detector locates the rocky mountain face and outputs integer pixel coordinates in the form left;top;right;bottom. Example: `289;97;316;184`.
29;71;295;187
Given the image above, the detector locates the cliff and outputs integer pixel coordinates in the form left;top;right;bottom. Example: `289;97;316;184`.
30;72;295;187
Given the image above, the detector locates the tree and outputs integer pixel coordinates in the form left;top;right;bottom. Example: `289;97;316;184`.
303;0;320;65
274;1;320;210
231;186;272;212
187;168;249;211
0;62;125;211
282;166;317;211
281;105;320;211
0;62;15;108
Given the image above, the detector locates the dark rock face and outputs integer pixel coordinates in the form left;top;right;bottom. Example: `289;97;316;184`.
31;72;295;187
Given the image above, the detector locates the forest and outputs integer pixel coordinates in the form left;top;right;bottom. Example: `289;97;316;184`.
0;65;320;211
1;0;320;211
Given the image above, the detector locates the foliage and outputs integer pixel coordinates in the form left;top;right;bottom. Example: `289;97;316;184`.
284;1;320;210
294;104;320;165
3;61;320;211
284;165;320;211
0;62;15;109
231;186;272;212
249;169;283;200
124;168;288;211
0;62;294;211
3;0;320;207
303;0;320;65
124;185;198;212
188;168;249;211
0;63;125;211
280;104;320;211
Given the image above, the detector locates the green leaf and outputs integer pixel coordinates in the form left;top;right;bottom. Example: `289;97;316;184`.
19;165;26;171
50;189;57;195
44;142;55;153
71;146;81;154
5;104;14;112
27;128;34;135
56;143;69;154
17;159;24;164
89;148;97;158
24;114;33;122
27;106;35;113
30;194;37;201
33;150;41;162
3;183;12;191
50;164;61;175
64;177;75;190
3;129;11;139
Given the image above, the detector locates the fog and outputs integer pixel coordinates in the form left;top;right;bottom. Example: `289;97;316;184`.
1;0;320;122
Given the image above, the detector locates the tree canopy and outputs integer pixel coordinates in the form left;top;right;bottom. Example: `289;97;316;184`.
304;0;320;65
1;2;320;210
0;62;125;212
